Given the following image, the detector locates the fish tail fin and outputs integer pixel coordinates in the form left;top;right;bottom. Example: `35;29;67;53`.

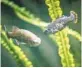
3;25;7;32
70;11;78;23
3;25;11;38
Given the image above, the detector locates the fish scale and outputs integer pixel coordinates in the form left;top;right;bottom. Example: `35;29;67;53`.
44;11;77;34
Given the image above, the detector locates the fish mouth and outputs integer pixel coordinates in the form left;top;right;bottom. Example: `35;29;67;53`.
28;38;41;47
33;38;41;45
26;38;41;47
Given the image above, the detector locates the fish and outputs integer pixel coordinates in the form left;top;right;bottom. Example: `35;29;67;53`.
6;26;41;47
44;11;78;34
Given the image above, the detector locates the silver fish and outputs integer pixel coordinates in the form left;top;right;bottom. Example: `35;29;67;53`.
7;26;41;47
44;11;78;34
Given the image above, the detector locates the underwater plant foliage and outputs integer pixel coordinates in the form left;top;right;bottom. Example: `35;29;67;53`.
1;25;33;67
1;0;81;67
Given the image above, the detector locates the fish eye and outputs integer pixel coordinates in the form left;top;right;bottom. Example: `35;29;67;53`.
44;30;48;34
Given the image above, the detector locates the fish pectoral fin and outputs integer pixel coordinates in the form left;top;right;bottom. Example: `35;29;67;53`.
20;42;26;45
14;39;20;46
14;39;26;45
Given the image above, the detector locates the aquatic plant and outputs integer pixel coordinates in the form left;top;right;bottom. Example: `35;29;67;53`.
67;27;81;41
1;25;33;67
1;0;48;28
1;0;81;67
45;0;76;67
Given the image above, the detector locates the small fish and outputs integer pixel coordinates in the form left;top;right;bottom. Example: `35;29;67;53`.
44;11;78;34
6;26;41;47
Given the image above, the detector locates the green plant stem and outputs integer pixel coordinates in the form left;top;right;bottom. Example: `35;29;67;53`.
45;0;75;66
1;27;33;67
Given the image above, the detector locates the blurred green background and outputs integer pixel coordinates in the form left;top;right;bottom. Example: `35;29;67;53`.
1;0;81;67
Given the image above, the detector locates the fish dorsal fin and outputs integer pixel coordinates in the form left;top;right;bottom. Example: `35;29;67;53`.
12;26;20;32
